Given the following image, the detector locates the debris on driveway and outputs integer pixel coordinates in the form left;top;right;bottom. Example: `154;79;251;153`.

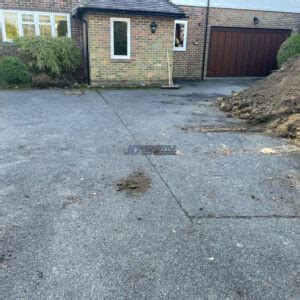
218;56;300;143
62;196;81;209
125;145;177;155
182;125;263;133
259;145;300;155
63;89;84;95
0;250;13;269
196;145;300;156
117;171;151;196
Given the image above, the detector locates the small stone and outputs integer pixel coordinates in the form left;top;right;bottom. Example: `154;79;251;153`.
220;101;233;112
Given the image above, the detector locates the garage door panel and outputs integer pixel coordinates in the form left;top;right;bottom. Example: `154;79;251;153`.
260;33;270;76
241;32;251;75
235;32;244;75
216;31;226;75
222;31;232;75
255;33;266;76
229;32;239;76
207;27;291;77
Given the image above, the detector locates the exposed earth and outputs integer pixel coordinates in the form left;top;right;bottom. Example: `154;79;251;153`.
219;56;300;144
117;170;151;196
0;80;299;298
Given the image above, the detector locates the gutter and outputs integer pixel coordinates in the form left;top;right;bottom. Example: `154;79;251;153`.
201;0;210;80
75;15;90;85
73;7;187;19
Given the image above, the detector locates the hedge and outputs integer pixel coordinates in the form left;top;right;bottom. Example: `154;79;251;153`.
14;36;82;77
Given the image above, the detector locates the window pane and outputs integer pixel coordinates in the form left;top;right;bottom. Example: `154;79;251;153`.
175;23;185;48
4;12;19;40
39;15;50;24
40;24;51;37
22;14;34;23
114;21;128;56
23;24;35;36
55;16;68;37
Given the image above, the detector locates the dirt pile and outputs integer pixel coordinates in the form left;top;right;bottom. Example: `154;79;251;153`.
219;56;300;143
117;171;151;196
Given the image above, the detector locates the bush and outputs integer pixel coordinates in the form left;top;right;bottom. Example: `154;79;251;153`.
277;33;300;67
0;57;31;84
14;36;82;77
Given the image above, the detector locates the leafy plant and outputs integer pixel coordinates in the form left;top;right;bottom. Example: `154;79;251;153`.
14;36;82;77
0;56;31;84
277;33;300;67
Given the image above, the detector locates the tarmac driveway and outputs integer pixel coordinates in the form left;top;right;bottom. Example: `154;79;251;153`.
0;79;299;299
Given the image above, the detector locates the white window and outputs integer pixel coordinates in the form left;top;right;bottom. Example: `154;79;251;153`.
21;13;36;37
2;12;19;41
0;10;71;42
110;17;131;59
54;15;69;37
174;20;188;51
38;15;52;37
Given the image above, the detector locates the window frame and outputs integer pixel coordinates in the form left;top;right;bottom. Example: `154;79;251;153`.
110;17;131;60
0;11;19;42
174;20;188;52
0;10;71;42
37;13;53;37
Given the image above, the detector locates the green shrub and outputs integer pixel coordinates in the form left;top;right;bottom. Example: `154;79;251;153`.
277;33;300;67
0;57;31;84
14;36;82;77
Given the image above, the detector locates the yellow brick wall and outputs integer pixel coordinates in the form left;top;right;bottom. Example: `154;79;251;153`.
86;13;174;86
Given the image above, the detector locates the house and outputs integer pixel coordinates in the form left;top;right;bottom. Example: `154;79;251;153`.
0;0;300;86
73;0;186;86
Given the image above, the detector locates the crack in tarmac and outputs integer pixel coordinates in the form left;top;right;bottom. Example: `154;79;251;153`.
96;91;193;223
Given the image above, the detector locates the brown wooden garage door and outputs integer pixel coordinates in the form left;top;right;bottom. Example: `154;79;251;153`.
207;27;291;77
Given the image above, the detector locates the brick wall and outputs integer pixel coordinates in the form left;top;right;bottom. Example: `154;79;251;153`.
173;6;205;80
174;6;300;80
87;13;174;87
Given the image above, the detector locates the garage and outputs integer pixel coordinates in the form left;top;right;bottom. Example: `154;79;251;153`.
207;27;291;77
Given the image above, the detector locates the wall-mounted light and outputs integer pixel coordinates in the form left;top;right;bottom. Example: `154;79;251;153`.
150;21;158;33
253;17;259;25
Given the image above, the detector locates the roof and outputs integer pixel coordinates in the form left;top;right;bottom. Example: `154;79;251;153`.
171;0;300;14
73;0;187;18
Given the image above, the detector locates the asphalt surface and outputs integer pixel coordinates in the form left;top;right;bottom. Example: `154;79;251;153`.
0;79;299;299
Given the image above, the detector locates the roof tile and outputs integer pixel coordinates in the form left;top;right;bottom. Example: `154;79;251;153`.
75;0;186;18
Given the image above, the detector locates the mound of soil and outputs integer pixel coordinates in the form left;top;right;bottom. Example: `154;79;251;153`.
219;56;300;142
117;171;151;196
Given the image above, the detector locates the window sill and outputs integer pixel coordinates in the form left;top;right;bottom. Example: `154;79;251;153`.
110;59;132;63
